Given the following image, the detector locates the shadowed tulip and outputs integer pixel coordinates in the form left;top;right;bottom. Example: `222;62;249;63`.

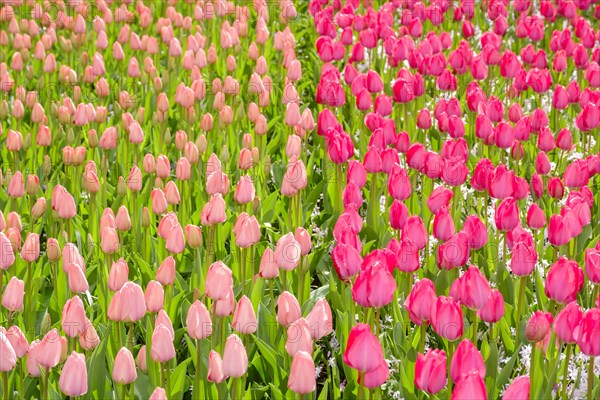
59;352;88;396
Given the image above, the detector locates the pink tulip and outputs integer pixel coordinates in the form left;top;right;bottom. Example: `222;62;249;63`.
233;213;260;248
151;323;175;363
2;276;24;312
331;244;362;280
165;223;185;254
544;258;584;304
525;311;553;342
495;197;519;231
186;300;213;340
5;326;28;358
477;289;505;323
108;258;129;292
285;318;313;357
502;375;530;400
113;348;137;384
0;330;17;372
415;349;447;394
20;232;40;262
222;334;248;378
108;282;146;322
259;248;279;279
37;329;63;369
404;278;437;325
343;324;385;373
305;298;333;340
232;295;258;335
79;320;100;351
59;352;88;396
431;296;464;341
149;387;168;400
0;232;16;269
201;194;227;226
156;256;176;286
277;291;302;327
205;261;233;301
451;371;487;400
585;248;600;284
450;339;486;383
145;280;164;313
554;302;583;344
275;233;301;271
573;308;600;356
207;350;226;383
62;296;87;337
288;351;316;394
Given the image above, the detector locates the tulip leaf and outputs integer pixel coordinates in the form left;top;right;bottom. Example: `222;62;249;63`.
169;357;192;400
496;346;521;396
88;324;109;400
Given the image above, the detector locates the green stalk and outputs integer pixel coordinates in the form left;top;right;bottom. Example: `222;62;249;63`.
561;344;572;399
516;276;527;343
2;372;8;400
470;309;478;344
194;339;203;400
587;357;596;400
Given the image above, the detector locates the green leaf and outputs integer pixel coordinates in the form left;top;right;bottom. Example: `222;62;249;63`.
170;358;192;400
88;324;109;400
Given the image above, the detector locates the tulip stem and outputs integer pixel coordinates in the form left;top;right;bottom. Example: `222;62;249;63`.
516;276;527;343
419;324;426;353
447;341;455;392
194;339;203;400
530;346;538;399
587;357;595;400
561;344;572;399
2;372;8;400
25;262;34;335
127;322;135;351
357;372;365;400
470;309;478;343
298;256;305;306
121;384;127;400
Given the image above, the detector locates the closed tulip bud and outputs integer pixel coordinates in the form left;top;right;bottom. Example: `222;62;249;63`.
222;334;248;378
113;348;137;385
415;349;447;394
275;233;301;271
451;371;487;400
101;227;119;254
207;351;226;383
66;263;88;294
37;329;63;369
331;243;362;280
2;276;24;312
20;232;40;262
547;177;564;199
232;295;258;334
343;324;385;373
205;261;233;300
495;197;519;231
404;278;437;325
259;248;279;279
544;258;584;304
234;175;255;204
201;194;227;226
108;258;128;292
436;232;469;270
115;206;131;231
165;223;185;254
573;308;600;356
450;339;486;383
79;320;100;351
431;296;464;341
186;300;212;340
284;318;314;358
294;227;311;256
62;296;87;337
277;291;302;326
145;281;164;313
156;256;176;286
502;375;530;400
433;206;455;242
149;387;167;400
554;302;583;344
0;331;17;372
526;204;546;230
151;324;175;363
305;298;333;339
59;352;88;397
134;345;147;374
7;171;24;198
185;225;202;249
288;351;316;394
108;282;146;323
477;289;505;323
526;311;553;342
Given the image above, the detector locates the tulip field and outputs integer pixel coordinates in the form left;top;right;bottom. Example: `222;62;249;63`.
3;0;600;399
